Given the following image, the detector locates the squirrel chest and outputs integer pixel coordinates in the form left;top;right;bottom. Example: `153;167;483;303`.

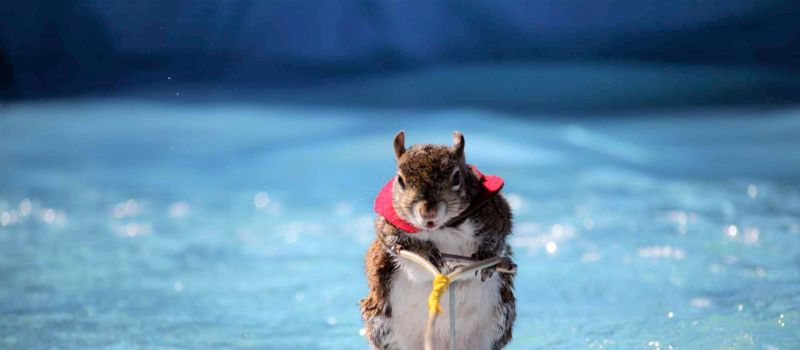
388;220;505;350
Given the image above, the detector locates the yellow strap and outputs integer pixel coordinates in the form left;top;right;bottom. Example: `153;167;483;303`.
428;273;450;315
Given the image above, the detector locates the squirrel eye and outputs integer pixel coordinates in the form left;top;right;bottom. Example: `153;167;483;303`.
397;175;406;189
451;170;461;189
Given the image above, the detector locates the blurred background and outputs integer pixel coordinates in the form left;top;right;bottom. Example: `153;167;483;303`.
1;1;799;349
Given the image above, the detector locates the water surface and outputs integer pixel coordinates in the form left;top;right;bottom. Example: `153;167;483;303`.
1;100;799;349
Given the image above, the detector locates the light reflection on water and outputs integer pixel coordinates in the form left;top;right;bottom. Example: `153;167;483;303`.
0;100;799;349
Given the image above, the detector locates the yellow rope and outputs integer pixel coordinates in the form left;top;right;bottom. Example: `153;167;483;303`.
428;273;450;315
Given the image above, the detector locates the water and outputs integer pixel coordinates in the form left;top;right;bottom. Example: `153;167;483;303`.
1;99;799;349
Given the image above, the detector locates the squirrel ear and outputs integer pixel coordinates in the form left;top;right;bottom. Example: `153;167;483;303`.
393;130;406;159
452;131;464;158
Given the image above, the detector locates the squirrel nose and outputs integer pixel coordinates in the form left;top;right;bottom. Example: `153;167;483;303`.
418;203;438;220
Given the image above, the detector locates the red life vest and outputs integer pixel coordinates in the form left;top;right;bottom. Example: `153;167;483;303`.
374;165;504;233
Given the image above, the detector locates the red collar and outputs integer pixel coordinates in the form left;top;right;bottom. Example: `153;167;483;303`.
374;165;504;233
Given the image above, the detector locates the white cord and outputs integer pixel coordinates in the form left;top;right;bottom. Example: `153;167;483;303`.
396;250;515;350
449;286;456;350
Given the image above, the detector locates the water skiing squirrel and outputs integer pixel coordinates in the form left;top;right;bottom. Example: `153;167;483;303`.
361;131;516;350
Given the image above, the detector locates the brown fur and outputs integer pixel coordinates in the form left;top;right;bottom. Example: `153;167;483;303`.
360;131;516;349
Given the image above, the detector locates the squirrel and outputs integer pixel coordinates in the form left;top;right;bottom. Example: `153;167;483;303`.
361;131;516;350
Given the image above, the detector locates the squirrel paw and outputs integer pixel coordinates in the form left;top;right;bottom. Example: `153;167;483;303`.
476;257;515;281
383;236;403;256
427;248;445;271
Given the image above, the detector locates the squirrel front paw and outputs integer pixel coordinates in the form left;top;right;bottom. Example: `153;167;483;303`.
475;256;515;281
383;236;404;256
495;257;517;273
428;249;445;272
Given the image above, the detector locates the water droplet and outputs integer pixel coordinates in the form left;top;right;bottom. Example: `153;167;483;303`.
747;184;758;198
254;192;270;208
174;281;183;292
19;199;32;217
690;298;711;308
42;209;56;224
168;202;189;218
744;228;760;245
551;224;564;237
125;223;139;237
755;267;766;278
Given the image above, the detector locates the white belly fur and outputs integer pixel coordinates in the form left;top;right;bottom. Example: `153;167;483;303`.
389;220;503;350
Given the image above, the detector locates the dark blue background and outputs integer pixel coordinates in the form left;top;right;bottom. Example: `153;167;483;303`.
2;1;799;111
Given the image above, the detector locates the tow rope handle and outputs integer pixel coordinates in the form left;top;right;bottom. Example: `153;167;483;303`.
396;249;516;350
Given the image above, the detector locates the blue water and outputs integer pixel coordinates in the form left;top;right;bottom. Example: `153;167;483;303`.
1;99;799;349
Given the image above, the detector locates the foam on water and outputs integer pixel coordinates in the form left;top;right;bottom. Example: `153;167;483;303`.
1;99;799;349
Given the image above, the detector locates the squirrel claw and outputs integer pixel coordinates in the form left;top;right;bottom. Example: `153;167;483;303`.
479;268;494;281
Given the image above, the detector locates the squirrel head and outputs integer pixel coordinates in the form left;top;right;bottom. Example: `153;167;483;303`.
391;130;480;230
